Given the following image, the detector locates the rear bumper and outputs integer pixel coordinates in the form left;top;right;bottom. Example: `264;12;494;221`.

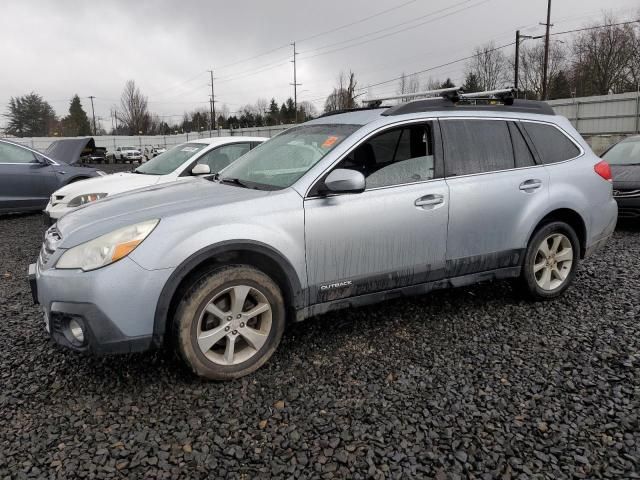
615;196;640;219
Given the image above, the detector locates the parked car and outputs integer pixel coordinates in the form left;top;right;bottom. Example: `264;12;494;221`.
112;146;143;163
601;135;640;219
0;139;104;214
29;91;617;380
44;136;266;222
141;145;167;162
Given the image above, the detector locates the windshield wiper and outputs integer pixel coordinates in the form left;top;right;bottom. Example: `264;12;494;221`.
219;177;249;188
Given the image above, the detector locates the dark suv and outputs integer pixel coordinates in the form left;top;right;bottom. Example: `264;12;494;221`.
602;135;640;219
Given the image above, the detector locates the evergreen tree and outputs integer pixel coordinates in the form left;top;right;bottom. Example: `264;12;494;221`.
268;98;279;125
462;72;482;93
5;92;57;137
548;70;572;100
62;95;92;136
440;78;455;89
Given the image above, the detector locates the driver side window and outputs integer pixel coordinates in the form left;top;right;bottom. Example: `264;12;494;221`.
198;143;251;174
335;122;435;189
0;142;37;164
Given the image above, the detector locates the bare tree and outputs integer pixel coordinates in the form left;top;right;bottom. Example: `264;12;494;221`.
118;80;149;134
517;41;566;99
397;72;421;101
298;100;317;120
571;14;637;95
465;41;509;91
324;71;359;113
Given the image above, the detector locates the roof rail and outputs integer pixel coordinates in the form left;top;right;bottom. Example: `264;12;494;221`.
460;88;515;99
362;86;461;106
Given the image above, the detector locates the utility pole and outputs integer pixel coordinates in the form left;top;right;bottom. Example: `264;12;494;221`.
514;30;521;93
208;69;216;135
88;95;97;135
541;0;552;100
290;42;301;123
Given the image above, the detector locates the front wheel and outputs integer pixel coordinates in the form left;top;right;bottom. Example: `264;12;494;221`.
173;265;285;380
520;221;580;300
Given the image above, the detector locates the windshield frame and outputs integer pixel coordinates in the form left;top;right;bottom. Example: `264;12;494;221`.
218;123;362;190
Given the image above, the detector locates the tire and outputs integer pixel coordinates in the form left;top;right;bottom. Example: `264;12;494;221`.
520;221;580;300
172;265;286;380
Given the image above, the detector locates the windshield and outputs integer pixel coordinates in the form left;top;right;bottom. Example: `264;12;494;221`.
219;124;360;189
603;138;640;165
135;142;207;175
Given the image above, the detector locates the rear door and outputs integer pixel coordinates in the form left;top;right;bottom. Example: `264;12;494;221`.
441;118;549;277
0;142;58;212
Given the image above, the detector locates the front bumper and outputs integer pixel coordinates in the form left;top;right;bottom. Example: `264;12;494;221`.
614;196;640;219
44;201;73;222
29;257;173;355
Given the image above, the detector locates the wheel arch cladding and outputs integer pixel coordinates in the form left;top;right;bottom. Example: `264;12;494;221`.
530;208;587;258
152;240;304;347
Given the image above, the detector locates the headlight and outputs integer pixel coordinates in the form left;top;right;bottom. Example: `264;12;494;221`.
56;219;159;271
67;193;107;207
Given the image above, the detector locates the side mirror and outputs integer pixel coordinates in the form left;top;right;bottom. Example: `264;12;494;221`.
324;168;365;194
35;155;50;166
192;163;211;175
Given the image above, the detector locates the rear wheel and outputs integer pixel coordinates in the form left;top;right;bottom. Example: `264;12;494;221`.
520;221;580;300
173;265;285;380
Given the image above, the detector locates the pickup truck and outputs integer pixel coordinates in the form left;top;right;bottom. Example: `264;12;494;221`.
112;146;142;163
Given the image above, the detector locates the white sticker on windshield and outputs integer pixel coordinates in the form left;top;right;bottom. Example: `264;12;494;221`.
181;147;199;152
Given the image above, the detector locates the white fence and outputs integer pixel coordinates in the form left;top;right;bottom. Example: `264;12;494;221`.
547;91;640;136
4;92;640;154
2;125;293;153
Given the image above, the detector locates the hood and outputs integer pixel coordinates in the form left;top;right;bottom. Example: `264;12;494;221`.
611;164;640;189
56;179;273;247
54;172;163;201
45;137;97;165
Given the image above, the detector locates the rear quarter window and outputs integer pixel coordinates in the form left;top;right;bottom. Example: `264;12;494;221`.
522;122;580;164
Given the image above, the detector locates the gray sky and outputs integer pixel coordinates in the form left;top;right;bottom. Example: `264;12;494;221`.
1;0;638;129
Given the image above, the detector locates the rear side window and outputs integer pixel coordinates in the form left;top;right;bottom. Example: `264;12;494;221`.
441;119;514;176
508;122;536;168
522;122;580;164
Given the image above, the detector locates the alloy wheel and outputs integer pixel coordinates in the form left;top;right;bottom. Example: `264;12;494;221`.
196;284;272;365
533;233;574;291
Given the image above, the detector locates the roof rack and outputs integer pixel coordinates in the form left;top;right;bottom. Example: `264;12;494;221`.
380;87;555;116
362;86;461;107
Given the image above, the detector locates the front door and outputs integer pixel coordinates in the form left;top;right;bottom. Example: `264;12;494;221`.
304;121;449;304
0;142;57;212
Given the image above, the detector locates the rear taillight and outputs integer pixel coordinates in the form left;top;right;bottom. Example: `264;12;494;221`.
594;160;612;181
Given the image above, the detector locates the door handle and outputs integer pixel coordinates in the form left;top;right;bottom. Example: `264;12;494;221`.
519;179;542;191
415;194;444;207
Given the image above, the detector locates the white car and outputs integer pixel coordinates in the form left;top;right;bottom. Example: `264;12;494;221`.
44;136;266;222
112;146;143;163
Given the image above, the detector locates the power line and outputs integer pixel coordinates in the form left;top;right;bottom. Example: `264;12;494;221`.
358;40;517;91
299;0;479;57
297;0;419;43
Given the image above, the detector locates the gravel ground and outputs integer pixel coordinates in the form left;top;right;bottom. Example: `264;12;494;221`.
0;201;639;478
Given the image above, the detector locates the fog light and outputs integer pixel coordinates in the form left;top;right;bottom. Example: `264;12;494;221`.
68;318;85;344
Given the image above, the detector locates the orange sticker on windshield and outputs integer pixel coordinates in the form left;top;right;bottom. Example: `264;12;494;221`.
321;136;338;148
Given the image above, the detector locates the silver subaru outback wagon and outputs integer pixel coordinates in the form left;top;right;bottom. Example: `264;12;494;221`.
29;90;617;380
